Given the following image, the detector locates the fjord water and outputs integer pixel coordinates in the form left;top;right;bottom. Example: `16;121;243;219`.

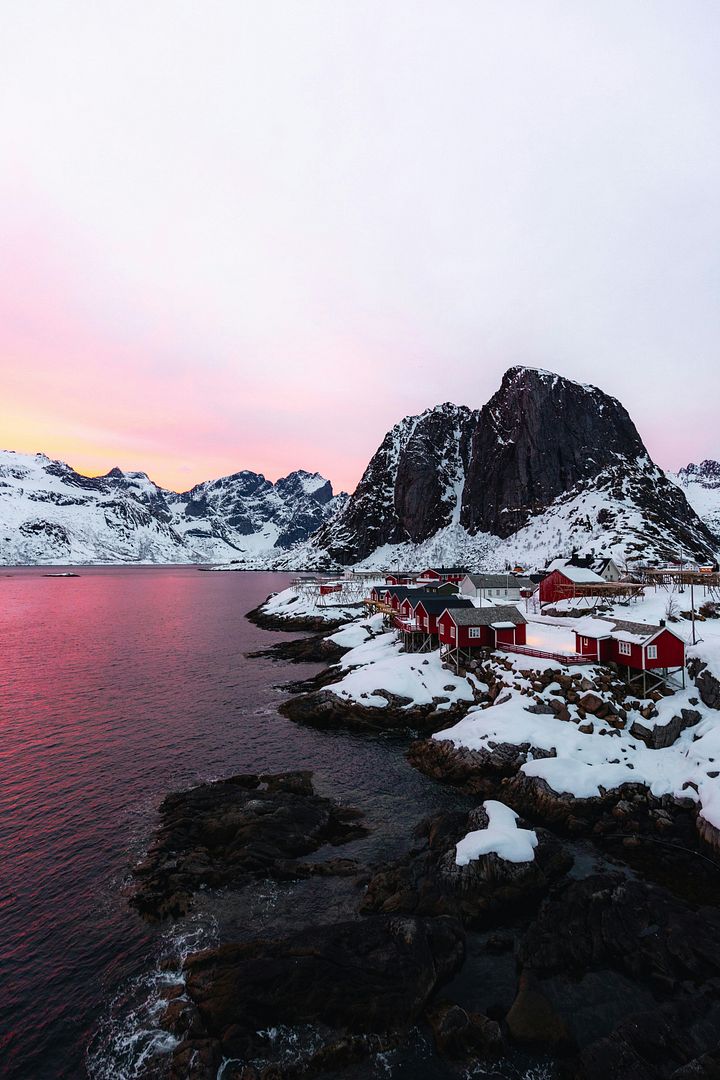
0;568;474;1080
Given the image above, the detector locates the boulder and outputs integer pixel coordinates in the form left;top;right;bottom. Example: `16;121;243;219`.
163;915;465;1074
361;806;571;925
131;771;367;920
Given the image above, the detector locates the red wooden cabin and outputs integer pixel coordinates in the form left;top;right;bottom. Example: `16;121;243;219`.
408;595;473;635
437;607;527;651
537;566;604;605
572;616;686;687
416;566;468;585
385;573;417;585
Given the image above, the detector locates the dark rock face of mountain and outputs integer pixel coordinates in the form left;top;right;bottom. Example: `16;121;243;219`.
459;367;646;537
305;367;718;566
309;404;479;564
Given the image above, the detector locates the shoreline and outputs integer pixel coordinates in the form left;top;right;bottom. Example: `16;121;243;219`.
122;584;720;1080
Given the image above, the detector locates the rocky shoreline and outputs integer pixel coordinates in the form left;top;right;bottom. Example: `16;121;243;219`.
128;592;720;1079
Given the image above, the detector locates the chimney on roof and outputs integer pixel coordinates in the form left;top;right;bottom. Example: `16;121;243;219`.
660;619;666;627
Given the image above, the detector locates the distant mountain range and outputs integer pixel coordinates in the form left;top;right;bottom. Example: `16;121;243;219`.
1;367;718;568
0;454;346;564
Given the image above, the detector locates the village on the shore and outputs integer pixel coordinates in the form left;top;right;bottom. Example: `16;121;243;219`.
265;553;720;846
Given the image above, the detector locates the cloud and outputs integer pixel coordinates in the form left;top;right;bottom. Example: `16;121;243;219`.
0;1;718;490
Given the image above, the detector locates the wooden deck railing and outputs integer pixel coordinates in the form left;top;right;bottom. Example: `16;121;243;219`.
498;642;588;664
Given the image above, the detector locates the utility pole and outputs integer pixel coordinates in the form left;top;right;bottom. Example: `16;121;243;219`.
691;580;697;645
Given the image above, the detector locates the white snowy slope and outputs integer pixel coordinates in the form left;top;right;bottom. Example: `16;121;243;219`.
670;461;720;538
285;455;719;573
0;451;345;565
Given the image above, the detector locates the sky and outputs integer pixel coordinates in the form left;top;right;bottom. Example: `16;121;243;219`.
1;1;719;495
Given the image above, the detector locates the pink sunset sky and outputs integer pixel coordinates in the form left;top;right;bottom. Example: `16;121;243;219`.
1;2;719;495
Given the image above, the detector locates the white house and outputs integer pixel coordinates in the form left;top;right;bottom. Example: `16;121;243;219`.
460;573;535;603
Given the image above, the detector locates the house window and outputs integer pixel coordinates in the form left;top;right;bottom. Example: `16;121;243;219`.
424;617;429;629
450;626;456;639
618;641;632;656
583;637;589;646
647;644;658;660
469;628;481;639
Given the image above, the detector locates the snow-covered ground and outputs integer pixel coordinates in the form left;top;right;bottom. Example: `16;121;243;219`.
326;629;476;710
435;679;720;829
524;621;577;654
259;582;374;624
455;801;538;865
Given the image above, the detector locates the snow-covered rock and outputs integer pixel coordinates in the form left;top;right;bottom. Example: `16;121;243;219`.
455;801;538;865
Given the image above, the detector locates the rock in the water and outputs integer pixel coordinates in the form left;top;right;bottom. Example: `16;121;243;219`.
280;687;470;735
131;770;367;920
361;806;571;925
571;996;720;1080
426;999;502;1059
163;915;465;1075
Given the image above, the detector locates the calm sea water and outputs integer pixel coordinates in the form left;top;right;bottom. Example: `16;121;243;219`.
0;568;480;1080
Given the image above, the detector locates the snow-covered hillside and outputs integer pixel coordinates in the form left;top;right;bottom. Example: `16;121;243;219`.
671;461;720;538
284;368;718;572
0;451;345;565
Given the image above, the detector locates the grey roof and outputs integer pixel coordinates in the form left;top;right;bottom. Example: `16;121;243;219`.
596;617;662;640
420;566;468;575
444;606;527;626
409;596;473;615
464;573;534;589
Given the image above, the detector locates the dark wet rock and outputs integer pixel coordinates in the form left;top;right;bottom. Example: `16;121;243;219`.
245;603;353;633
570;996;720;1080
361;806;571;925
519;873;720;989
162;916;465;1076
130;771;367;920
501;873;720;1072
505;972;572;1048
426;999;502;1059
247;634;347;665
280;688;471;736
407;734;528;793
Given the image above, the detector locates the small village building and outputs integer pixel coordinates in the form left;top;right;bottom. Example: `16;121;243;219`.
416;566;468;585
369;584;414;607
437;606;527;669
396;595;472;652
460;573;535;603
572;616;686;690
421;580;460;596
546;555;623;583
385;572;417;585
537;565;605;605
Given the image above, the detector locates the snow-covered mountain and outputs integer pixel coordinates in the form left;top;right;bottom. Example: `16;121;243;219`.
285;367;719;571
304;402;479;565
0;452;345;565
3;368;717;569
671;460;720;538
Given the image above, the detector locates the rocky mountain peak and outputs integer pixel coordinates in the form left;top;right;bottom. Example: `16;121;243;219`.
298;366;717;568
460;369;647;537
306;401;479;564
678;460;720;488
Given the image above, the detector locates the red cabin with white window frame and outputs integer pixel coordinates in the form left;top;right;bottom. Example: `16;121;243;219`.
437;607;527;650
572;617;686;679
